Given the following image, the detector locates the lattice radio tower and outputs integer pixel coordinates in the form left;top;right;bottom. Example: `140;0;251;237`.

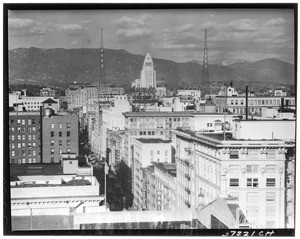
202;28;209;96
99;27;106;102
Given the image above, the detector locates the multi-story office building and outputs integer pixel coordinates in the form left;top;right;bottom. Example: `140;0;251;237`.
40;87;56;97
102;95;131;130
215;95;295;115
9;93;59;112
66;85;125;110
9;112;42;164
151;162;177;211
173;119;295;228
131;52;156;89
177;89;201;100
132;138;173;210
42;112;79;163
123;112;238;167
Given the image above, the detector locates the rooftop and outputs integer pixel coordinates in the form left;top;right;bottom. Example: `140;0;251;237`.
42;98;58;104
152;162;176;177
123;111;232;117
10;163;63;180
136;138;172;144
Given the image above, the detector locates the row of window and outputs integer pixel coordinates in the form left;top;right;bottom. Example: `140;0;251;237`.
230;99;295;106
150;150;168;157
130;117;189;123
245;192;276;203
50;148;71;155
50;131;71;137
11;142;37;149
9;119;36;125
10;127;37;133
50;123;71;129
230;178;276;187
11;134;38;141
50;140;71;146
11;150;37;156
229;165;277;173
11;158;37;164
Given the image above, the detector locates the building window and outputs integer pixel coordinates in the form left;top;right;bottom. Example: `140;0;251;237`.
51;131;54;137
11;135;15;140
69;161;72;164
17;127;21;132
67;140;70;146
266;192;276;203
67;131;70;137
266;165;276;173
28;143;32;148
165;150;168;156
11;127;15;133
247;178;259;187
247;165;258;173
266;206;275;217
157;150;160;155
229;165;239;173
11;143;15;149
32;158;36;163
28;150;32;156
17;143;21;148
32;135;36;140
22;135;25;140
22;143;25;148
229;150;239;159
266;150;276;160
50;123;55;129
10;119;15;124
51;158;54;163
17;119;21;124
247;192;259;202
66;123;70;128
59;123;62;129
32;119;36;124
229;178;239;187
11;151;15;156
266;178;276;187
22;158;26;163
246;206;259;218
51;140;54;146
266;221;275;228
32;142;36;148
28;158;32;163
59;140;62;146
21;119;26;125
33;150;36;156
67;148;70;153
59;131;62;137
51;149;54;155
28;119;32;125
59;149;62;154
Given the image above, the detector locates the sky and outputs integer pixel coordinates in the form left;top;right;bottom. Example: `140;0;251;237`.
7;8;295;63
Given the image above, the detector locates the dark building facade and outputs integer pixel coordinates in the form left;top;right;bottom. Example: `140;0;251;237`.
42;113;79;163
9;112;42;164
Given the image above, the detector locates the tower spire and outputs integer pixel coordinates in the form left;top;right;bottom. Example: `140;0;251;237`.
99;27;106;101
202;28;209;96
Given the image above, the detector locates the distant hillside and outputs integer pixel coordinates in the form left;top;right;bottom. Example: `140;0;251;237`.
8;47;295;90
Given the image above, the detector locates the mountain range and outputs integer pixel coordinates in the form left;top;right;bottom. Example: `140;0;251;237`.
8;47;295;91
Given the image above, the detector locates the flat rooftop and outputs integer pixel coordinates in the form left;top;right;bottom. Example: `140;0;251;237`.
10;163;63;181
136;138;172;144
123;111;234;117
152;162;176;177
